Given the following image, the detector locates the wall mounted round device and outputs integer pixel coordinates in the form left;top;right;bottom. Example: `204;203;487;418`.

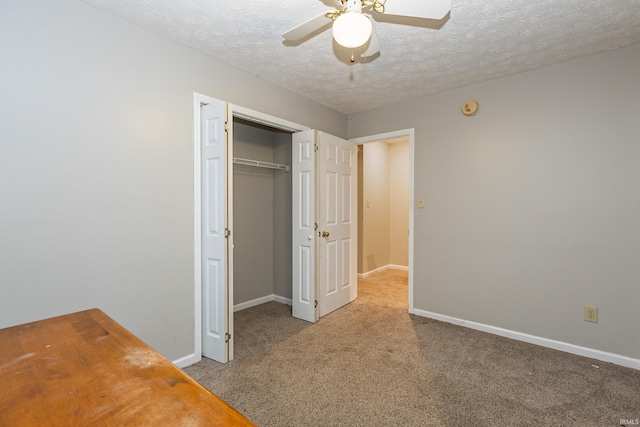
462;100;478;116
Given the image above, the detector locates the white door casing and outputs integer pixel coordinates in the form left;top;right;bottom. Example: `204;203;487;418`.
292;130;317;322
317;131;358;316
200;101;231;363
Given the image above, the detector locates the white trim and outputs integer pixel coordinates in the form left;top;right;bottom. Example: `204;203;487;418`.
226;103;235;362
273;295;293;306
172;353;200;368
234;294;293;312
411;308;640;371
230;104;311;133
358;265;389;279
350;129;415;311
234;295;273;312
357;263;408;279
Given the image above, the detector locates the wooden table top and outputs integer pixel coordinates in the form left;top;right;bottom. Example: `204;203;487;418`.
0;308;255;426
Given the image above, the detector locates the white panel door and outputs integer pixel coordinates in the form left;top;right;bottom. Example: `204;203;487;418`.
317;131;357;317
201;101;230;362
292;130;317;323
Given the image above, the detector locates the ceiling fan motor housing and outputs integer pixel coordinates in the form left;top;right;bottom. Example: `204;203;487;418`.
283;0;451;57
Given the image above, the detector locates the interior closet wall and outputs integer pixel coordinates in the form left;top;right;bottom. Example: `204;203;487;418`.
233;119;292;306
272;133;293;300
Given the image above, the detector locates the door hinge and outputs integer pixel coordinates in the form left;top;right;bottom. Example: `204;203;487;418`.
225;228;231;238
225;332;231;343
314;143;318;153
314;300;318;308
314;222;318;231
224;122;230;132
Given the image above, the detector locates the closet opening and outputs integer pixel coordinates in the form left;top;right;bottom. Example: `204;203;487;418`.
196;94;361;363
232;118;294;315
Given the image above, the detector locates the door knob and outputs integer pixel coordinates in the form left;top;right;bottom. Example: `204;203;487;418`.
321;231;330;238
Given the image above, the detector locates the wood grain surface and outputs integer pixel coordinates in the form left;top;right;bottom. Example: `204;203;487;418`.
0;308;255;426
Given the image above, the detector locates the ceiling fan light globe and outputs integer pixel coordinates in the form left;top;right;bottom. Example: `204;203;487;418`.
332;12;372;48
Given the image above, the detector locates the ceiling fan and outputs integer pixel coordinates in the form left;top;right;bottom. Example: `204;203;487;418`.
282;0;451;60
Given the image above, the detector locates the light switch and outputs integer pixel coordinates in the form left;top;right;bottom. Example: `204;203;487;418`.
417;196;425;209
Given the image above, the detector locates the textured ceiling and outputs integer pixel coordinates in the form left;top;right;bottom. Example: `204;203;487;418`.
82;0;640;115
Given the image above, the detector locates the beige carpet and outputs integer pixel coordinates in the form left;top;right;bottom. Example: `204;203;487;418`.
184;270;640;426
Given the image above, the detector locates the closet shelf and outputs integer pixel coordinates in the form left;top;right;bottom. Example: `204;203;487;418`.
233;157;290;172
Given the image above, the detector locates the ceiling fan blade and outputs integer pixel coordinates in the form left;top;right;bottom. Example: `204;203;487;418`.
362;27;380;57
382;0;451;20
283;13;332;41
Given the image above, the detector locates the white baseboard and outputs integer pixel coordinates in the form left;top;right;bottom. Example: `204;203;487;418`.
273;295;292;306
411;308;640;371
234;294;292;312
234;295;273;312
172;352;200;368
358;263;409;279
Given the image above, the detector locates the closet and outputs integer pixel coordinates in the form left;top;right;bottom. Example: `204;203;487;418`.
232;118;293;309
198;97;357;363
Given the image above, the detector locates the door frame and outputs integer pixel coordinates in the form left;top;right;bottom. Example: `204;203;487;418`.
189;92;309;366
350;129;415;313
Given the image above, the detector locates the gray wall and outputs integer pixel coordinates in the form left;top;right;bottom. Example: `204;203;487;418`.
273;133;293;300
0;0;345;361
348;43;640;360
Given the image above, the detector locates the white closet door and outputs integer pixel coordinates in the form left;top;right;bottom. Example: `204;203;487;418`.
201;101;231;362
292;130;317;322
317;131;357;316
292;130;357;322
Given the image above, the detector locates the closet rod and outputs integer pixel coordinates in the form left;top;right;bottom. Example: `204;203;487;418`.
233;157;290;172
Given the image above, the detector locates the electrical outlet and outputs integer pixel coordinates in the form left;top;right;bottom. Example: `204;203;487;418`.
584;306;598;323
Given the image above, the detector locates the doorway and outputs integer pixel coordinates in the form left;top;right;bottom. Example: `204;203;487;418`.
357;137;410;279
351;129;415;312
